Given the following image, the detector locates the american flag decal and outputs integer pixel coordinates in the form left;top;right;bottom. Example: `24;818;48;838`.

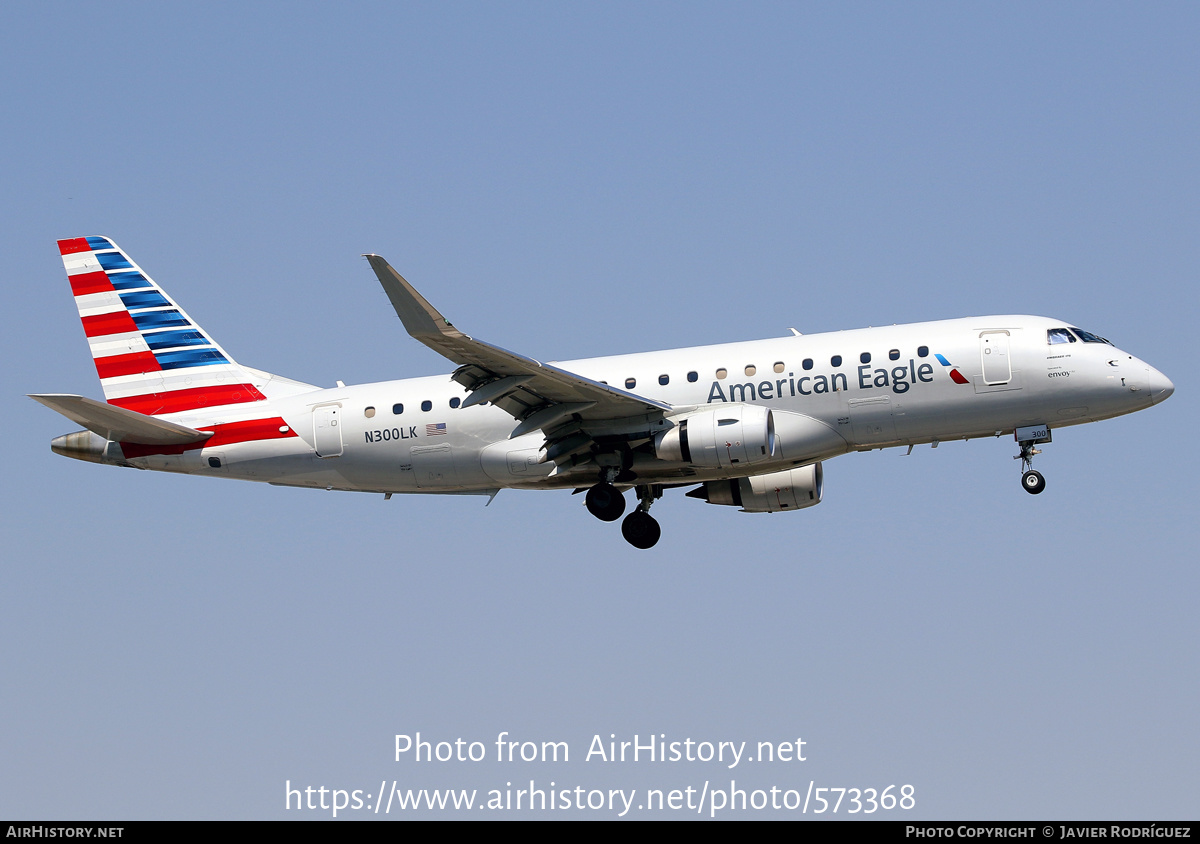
426;422;448;436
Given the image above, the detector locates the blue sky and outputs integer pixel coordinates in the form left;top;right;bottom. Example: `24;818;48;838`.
2;2;1197;819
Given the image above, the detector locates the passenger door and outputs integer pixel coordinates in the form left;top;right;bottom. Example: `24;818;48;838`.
980;331;1012;385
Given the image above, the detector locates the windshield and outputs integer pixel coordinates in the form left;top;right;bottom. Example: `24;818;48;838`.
1047;328;1076;344
1070;328;1111;344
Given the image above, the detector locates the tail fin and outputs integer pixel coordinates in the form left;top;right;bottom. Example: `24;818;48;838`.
58;236;273;415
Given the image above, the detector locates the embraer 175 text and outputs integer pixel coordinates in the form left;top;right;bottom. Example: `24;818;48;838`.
34;237;1174;548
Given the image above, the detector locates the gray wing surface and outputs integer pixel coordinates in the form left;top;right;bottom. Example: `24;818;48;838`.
364;255;670;447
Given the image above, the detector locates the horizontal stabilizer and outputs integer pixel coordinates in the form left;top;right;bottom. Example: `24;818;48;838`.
29;394;211;445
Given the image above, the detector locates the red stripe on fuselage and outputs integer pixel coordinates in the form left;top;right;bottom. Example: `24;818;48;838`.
108;383;267;415
94;351;161;379
82;310;139;337
120;417;297;459
202;417;297;447
69;270;115;296
58;238;91;255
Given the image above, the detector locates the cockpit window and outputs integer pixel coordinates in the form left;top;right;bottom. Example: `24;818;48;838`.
1048;328;1076;344
1071;328;1110;344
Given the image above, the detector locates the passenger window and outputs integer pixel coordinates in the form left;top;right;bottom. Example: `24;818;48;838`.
625;377;636;389
364;406;376;418
421;400;432;412
860;352;871;364
449;397;461;408
392;403;404;415
716;368;728;380
687;371;698;382
889;349;900;361
831;355;842;367
917;346;929;358
745;365;756;377
802;358;813;371
659;374;669;386
773;361;785;373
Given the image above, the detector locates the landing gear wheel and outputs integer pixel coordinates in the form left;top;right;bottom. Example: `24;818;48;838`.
585;483;626;521
621;510;661;549
1021;470;1046;495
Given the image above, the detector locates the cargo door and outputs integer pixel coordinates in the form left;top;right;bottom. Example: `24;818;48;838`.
848;395;897;446
411;443;460;488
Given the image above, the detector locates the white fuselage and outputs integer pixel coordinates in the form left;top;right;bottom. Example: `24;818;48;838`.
127;315;1170;495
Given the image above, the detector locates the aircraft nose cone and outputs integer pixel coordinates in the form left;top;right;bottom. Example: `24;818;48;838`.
1148;367;1175;405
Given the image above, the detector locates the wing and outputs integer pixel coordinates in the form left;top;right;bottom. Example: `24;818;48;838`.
364;255;672;468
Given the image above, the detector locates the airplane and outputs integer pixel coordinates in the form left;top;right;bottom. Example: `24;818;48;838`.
33;236;1174;549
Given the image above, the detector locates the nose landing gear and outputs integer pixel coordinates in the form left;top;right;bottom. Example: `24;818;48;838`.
1014;425;1051;495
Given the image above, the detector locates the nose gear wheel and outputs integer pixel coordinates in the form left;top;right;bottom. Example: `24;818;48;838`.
1021;470;1046;494
1015;440;1046;495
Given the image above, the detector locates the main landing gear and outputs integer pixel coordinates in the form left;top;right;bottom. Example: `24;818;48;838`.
584;471;663;549
584;480;626;521
621;486;663;550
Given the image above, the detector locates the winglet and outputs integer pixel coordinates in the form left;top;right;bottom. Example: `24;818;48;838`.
363;254;463;341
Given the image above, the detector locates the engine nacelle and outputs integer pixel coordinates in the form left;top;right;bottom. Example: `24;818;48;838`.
654;405;775;469
686;463;823;513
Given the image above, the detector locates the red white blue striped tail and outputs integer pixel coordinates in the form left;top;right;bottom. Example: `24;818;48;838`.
58;236;267;416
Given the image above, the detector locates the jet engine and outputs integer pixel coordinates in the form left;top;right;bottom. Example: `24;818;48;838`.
654;405;775;469
686;463;823;513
